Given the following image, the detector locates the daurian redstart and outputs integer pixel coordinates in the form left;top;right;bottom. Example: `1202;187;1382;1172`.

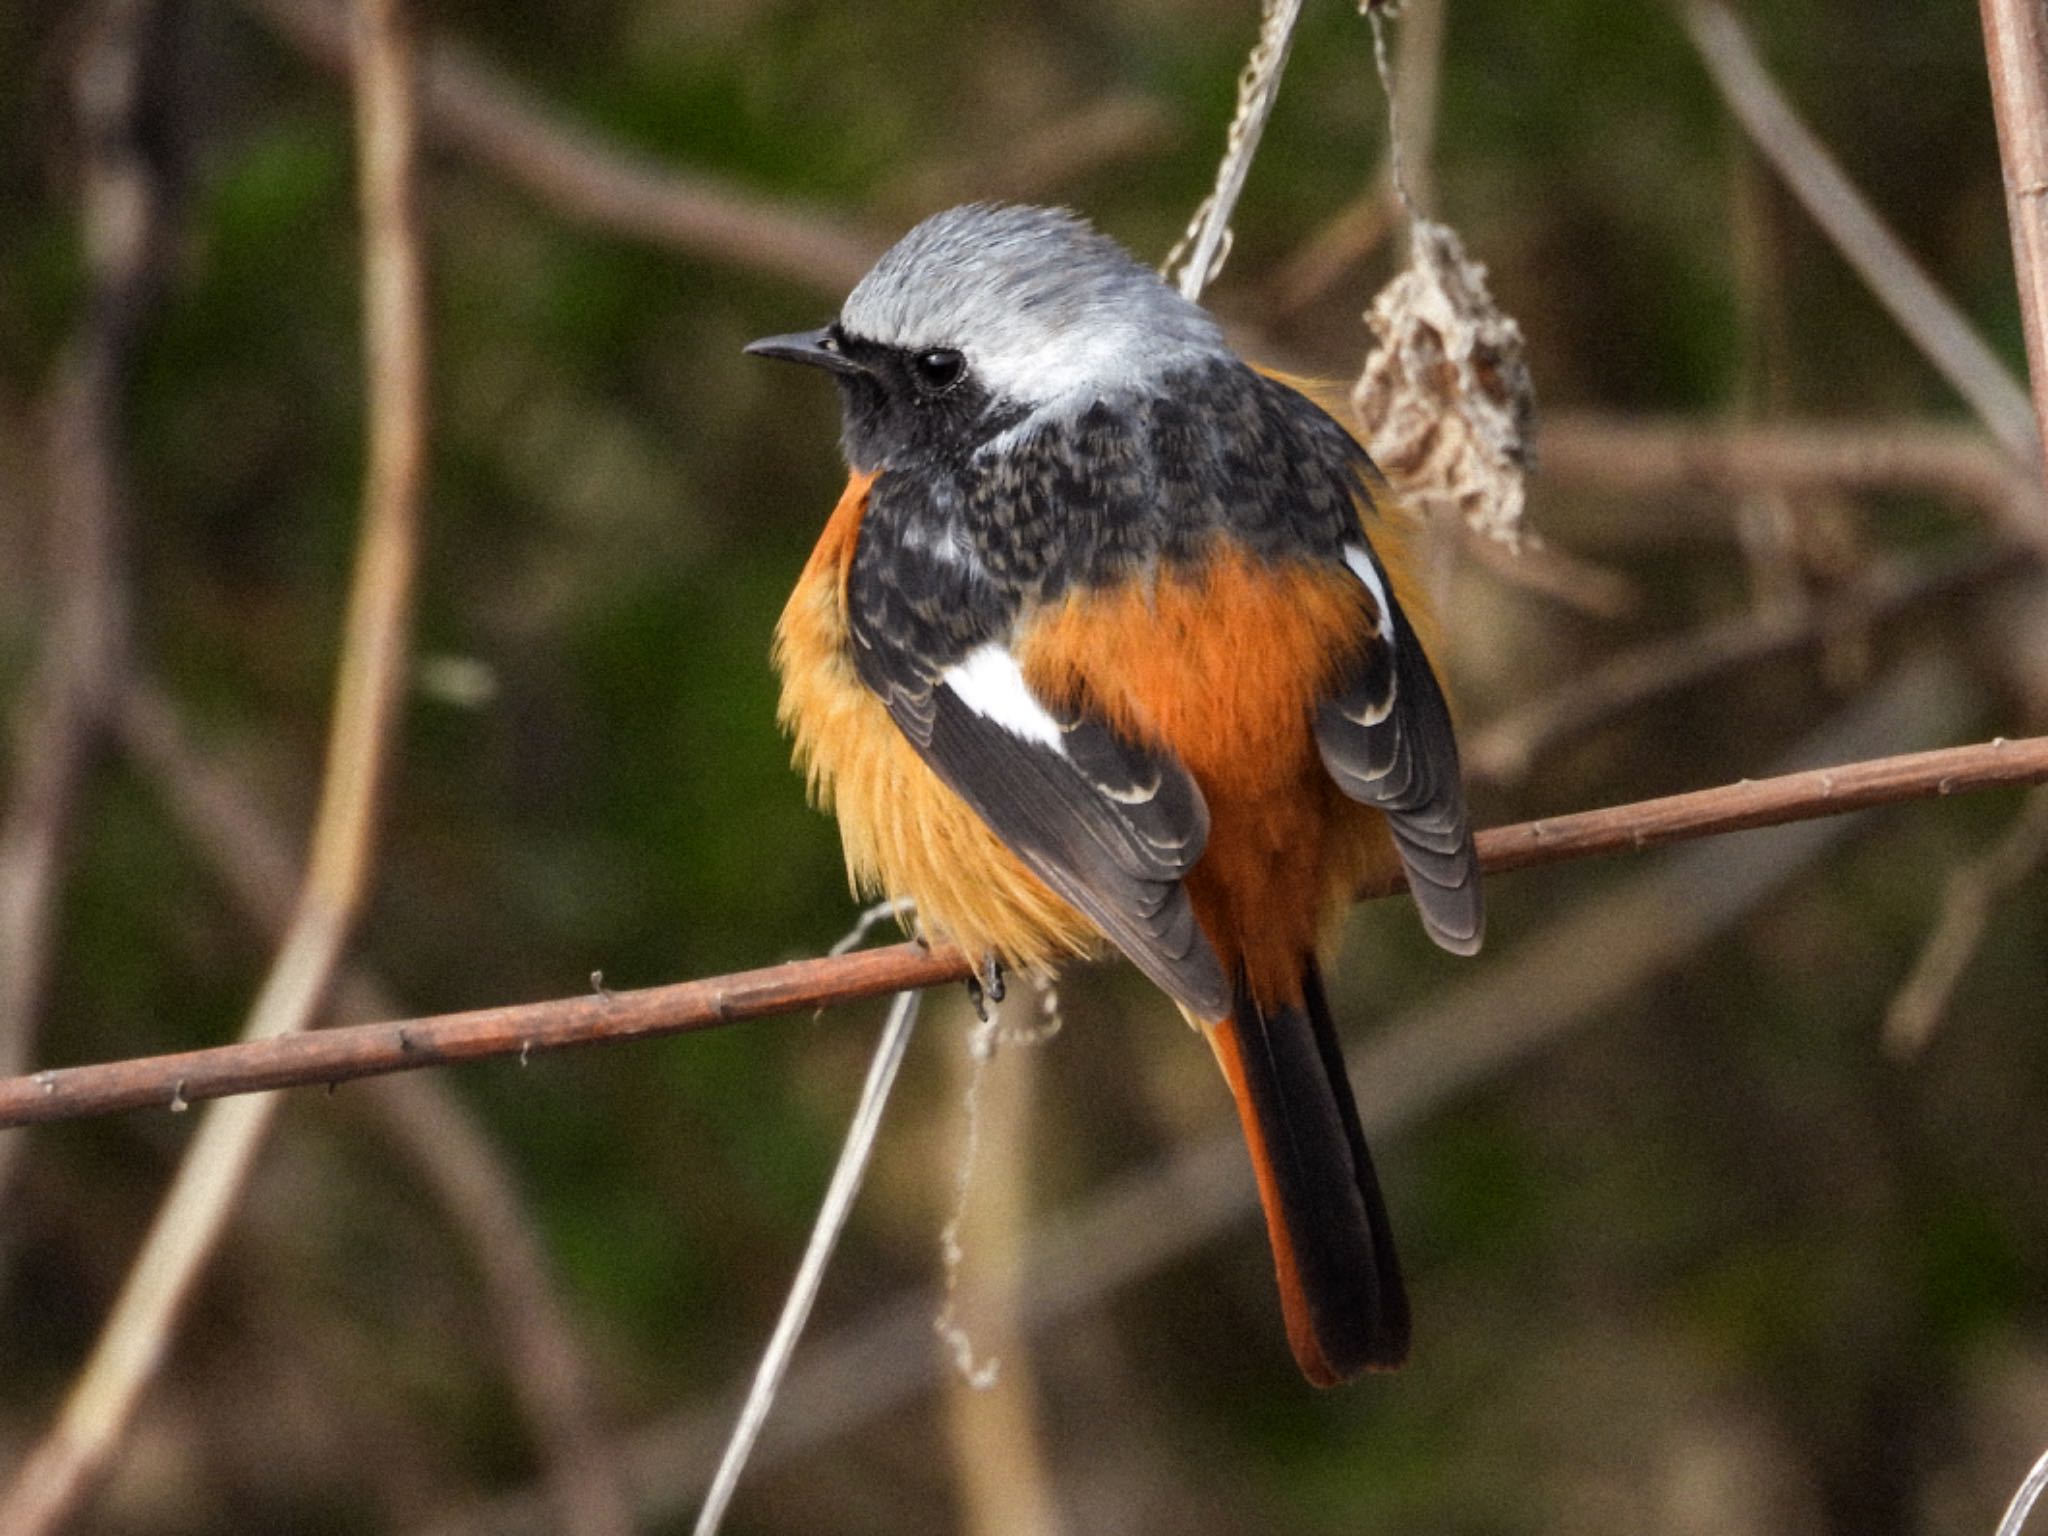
751;204;1482;1385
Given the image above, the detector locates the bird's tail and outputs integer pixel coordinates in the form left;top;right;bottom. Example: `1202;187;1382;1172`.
1202;959;1409;1384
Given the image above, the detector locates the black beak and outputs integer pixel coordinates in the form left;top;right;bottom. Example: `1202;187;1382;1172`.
744;327;867;377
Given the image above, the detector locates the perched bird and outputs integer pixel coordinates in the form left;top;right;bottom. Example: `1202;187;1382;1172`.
753;204;1481;1385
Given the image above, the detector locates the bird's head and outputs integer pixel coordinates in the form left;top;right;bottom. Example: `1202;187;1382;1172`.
746;204;1230;472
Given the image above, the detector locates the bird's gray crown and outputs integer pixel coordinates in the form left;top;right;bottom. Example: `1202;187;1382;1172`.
839;204;1231;412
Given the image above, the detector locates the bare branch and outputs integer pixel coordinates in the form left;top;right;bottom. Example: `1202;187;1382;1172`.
1884;786;2048;1054
238;0;886;297
1996;1442;2048;1536
117;681;636;1536
0;0;430;1527
1979;0;2048;475
4;729;2046;1132
0;0;165;1199
1539;414;2048;560
1378;730;2048;895
411;656;1966;1536
1682;1;2040;461
1467;548;2028;784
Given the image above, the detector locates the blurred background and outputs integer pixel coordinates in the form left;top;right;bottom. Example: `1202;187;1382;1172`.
3;0;2047;1532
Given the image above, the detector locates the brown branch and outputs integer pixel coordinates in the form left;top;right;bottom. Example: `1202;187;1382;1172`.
415;655;1968;1536
1;944;966;1128
1980;0;2048;477
4;731;2045;1132
1466;547;2029;784
1884;785;2048;1054
238;0;886;297
116;682;636;1536
1458;525;1644;620
0;0;165;1199
1682;1;2040;461
1539;414;2048;560
0;1;431;1530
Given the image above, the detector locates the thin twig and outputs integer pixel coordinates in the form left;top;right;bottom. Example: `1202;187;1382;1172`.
1539;413;2048;561
1997;1443;2048;1536
239;0;886;297
910;95;1175;206
0;0;162;1202
691;987;922;1536
1681;0;2040;461
0;1;428;1528
116;681;636;1536
408;656;1965;1536
1167;0;1309;301
1458;526;1643;620
1265;0;1446;316
1978;0;2048;478
1466;548;2028;784
1884;786;2048;1055
6;728;2048;1130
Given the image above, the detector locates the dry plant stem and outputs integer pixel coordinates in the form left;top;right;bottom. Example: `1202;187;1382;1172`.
9;726;2048;1130
1266;0;1446;315
1539;414;2048;561
1467;548;2027;784
0;0;159;1199
1884;786;2048;1055
0;4;427;1531
117;683;635;1536
369;1076;637;1536
937;989;1061;1536
240;0;885;296
1997;1443;2048;1536
959;96;1174;204
411;656;1962;1536
692;987;922;1536
1682;1;2040;461
1457;528;1641;620
1979;0;2048;475
1169;0;1308;301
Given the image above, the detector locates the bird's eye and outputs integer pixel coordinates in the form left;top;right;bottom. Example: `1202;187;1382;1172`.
912;348;965;393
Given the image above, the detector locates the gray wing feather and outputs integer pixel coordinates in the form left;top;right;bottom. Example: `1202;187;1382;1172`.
857;636;1230;1018
915;687;1230;1017
1315;605;1484;956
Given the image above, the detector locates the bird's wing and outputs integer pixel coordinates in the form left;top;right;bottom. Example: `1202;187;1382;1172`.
1313;542;1485;956
860;635;1229;1019
845;477;1228;1018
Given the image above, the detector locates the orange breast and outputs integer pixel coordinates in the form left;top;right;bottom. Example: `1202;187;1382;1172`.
775;479;1405;1000
1016;544;1399;1007
772;474;1097;971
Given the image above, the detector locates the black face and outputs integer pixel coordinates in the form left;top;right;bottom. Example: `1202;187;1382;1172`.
755;324;1018;474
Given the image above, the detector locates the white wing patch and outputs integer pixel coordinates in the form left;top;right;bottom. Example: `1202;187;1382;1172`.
1343;545;1396;643
942;644;1068;754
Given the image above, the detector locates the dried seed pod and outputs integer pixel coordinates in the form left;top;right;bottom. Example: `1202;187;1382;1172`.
1352;218;1535;547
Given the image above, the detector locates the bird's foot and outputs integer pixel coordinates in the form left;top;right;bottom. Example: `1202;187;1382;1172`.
964;953;1006;1021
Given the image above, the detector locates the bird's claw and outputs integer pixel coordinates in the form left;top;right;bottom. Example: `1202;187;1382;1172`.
964;953;1006;1021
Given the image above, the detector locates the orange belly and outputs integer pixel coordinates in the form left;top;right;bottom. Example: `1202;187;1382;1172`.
773;474;1097;970
1017;545;1398;1006
773;476;1401;994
